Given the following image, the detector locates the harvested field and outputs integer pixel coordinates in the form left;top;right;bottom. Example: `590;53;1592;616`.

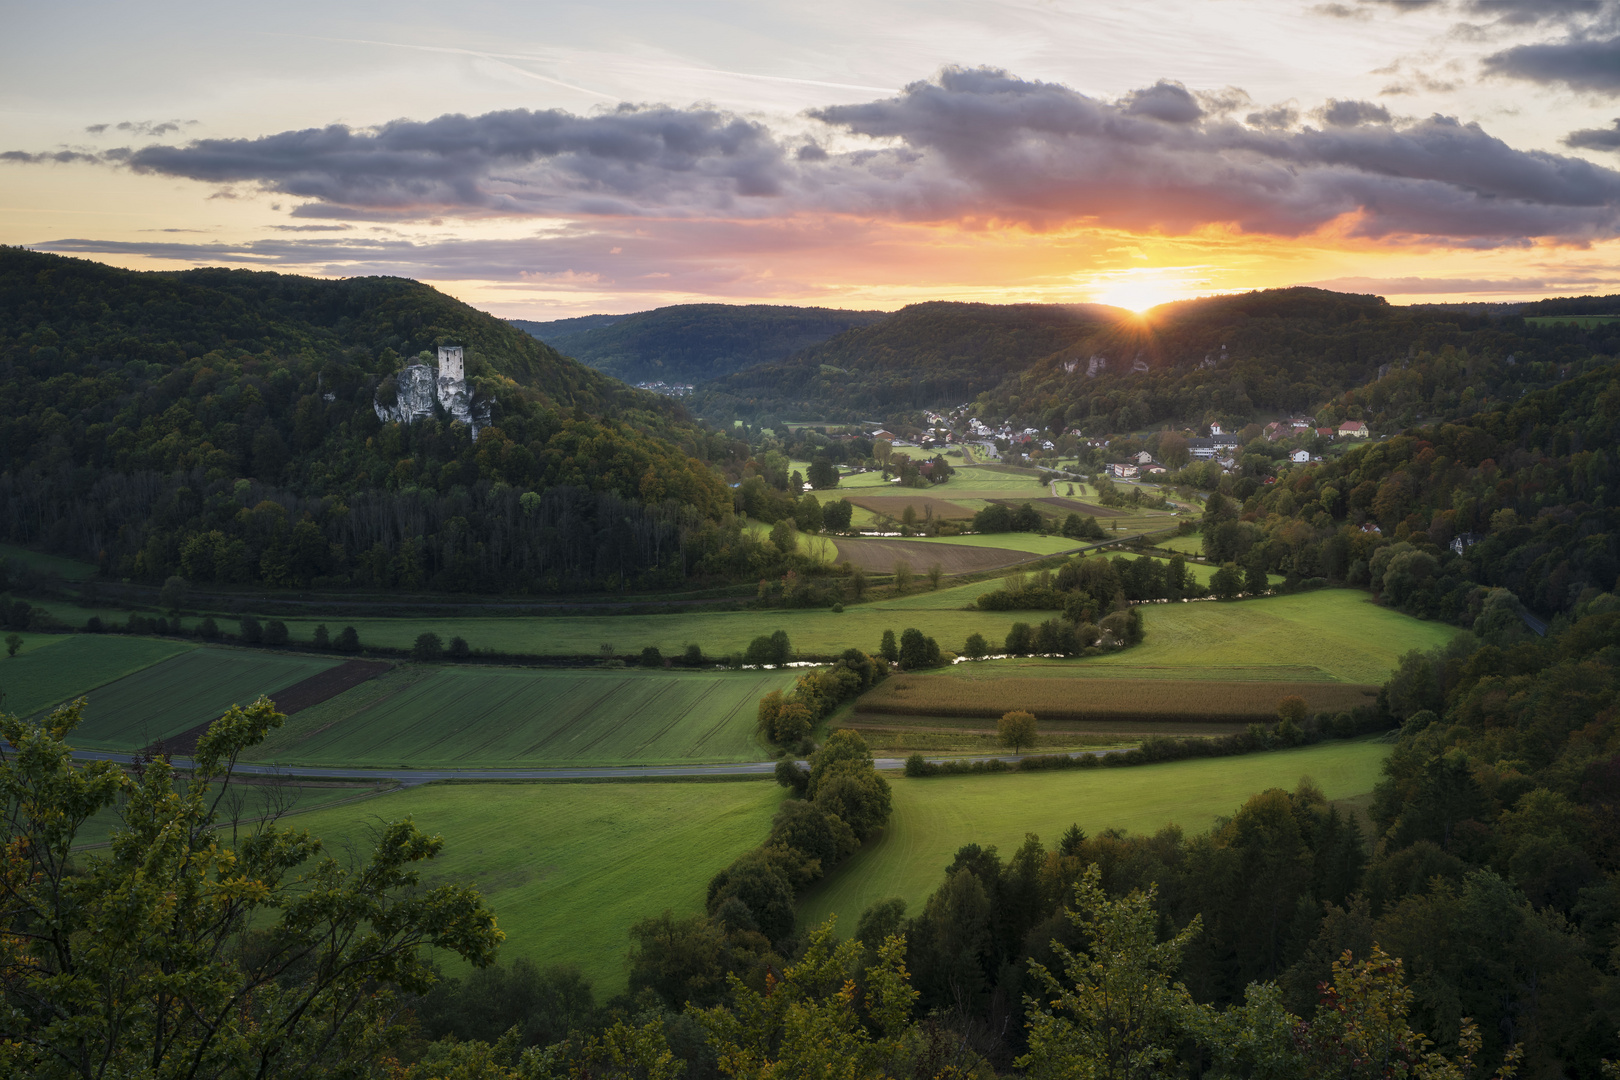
854;674;1378;723
843;495;974;520
271;659;392;713
831;536;1036;574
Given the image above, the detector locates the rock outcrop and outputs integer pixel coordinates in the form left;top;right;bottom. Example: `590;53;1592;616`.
374;346;487;437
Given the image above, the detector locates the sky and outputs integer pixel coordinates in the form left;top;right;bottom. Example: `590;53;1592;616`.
5;0;1620;317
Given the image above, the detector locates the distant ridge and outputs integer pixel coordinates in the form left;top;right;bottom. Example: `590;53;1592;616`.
511;303;885;385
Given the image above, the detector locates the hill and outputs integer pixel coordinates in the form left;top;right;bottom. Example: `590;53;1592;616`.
682;286;1620;431
688;301;1128;423
0;248;745;594
512;303;885;386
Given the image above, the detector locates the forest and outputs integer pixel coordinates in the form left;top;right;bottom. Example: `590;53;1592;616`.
513;303;885;386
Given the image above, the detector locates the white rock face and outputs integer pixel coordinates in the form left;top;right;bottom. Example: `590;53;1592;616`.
374;345;486;438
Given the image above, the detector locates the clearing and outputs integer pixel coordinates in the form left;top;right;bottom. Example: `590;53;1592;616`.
799;737;1391;930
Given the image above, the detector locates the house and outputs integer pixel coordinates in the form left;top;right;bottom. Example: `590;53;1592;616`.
1316;427;1335;439
1135;450;1154;464
1108;462;1139;479
1450;531;1484;555
1210;422;1224;436
1143;461;1168;474
871;429;899;441
1290;449;1311;463
1339;421;1369;438
1187;437;1218;459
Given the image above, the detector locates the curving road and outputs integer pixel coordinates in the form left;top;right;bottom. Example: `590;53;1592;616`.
64;747;1129;787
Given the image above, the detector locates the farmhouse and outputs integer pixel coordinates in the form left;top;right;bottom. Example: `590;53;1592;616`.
1339;420;1369;438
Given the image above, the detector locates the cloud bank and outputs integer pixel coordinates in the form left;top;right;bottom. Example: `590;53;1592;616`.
10;67;1620;245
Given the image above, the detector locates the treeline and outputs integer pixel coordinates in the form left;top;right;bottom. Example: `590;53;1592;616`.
756;649;885;744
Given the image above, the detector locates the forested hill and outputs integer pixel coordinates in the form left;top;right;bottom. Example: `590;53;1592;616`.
982;287;1620;432
512;303;886;386
679;287;1620;430
688;301;1127;423
0;248;750;594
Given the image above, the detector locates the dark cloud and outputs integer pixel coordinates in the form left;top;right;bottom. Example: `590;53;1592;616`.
809;67;1620;241
120;104;793;217
10;67;1620;245
1567;119;1620;151
1120;81;1203;124
1483;33;1620;93
1;149;99;164
266;223;356;231
84;124;108;135
1318;99;1393;127
1461;0;1612;26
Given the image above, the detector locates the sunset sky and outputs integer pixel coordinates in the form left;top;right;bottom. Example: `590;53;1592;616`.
5;0;1620;317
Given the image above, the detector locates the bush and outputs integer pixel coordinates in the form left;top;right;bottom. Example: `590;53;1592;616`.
198;617;220;641
264;620;289;646
336;626;361;653
744;630;792;667
1005;622;1033;655
963;632;987;659
412;632;445;661
640;645;662;668
312;624;330;649
683;643;704;667
85;616;105;634
239;616;263;644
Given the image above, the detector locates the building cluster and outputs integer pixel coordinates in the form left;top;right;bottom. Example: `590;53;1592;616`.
633;380;695;397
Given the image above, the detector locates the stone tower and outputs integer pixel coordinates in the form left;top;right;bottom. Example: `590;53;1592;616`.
437;345;464;383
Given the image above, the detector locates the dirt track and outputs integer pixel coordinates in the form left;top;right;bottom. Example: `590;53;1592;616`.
830;536;1040;574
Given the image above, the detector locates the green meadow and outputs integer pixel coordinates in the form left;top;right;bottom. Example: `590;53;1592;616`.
68;647;340;749
287;780;787;993
244;666;795;768
0;634;196;717
798;738;1391;931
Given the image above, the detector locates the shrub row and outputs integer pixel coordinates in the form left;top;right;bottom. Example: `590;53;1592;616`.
757;649;884;743
903;707;1389;778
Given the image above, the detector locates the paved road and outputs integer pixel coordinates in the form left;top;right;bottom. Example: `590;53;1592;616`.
64;747;1125;786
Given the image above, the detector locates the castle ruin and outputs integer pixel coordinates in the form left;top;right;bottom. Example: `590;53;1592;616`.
374;345;487;438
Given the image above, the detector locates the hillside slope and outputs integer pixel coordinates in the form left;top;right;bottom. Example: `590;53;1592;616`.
512;303;885;385
689;301;1127;422
0;248;740;594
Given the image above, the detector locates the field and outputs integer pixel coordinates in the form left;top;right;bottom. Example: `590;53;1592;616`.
68;647;342;749
1154;533;1207;555
1526;315;1620;328
1;634;196;717
854;674;1377;722
286;780;786;992
909;533;1083;555
843;495;975;520
248;583;1452;674
242;666;796;768
831;536;1036;574
0;542;99;581
798;738;1391;930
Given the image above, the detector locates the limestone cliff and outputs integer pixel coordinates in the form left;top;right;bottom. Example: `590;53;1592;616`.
374;345;486;437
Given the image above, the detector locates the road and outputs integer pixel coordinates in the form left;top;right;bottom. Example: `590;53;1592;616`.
63;747;1128;786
